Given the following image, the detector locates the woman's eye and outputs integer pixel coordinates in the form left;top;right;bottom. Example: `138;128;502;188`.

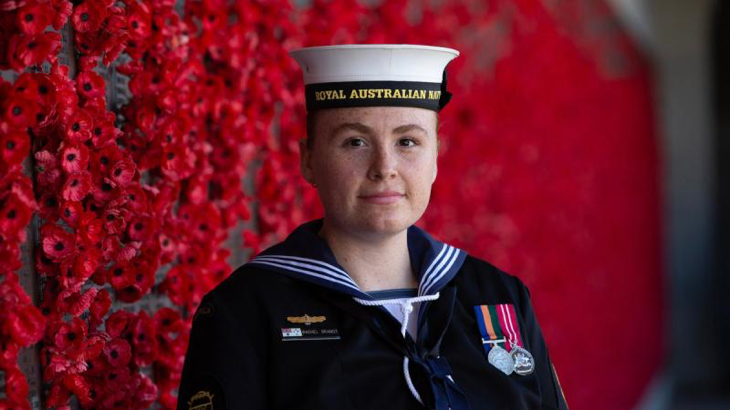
398;138;417;147
344;138;366;147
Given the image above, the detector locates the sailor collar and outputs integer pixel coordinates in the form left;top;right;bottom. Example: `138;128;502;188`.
247;219;466;300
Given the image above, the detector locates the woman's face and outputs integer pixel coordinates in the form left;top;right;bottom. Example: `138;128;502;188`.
300;106;439;239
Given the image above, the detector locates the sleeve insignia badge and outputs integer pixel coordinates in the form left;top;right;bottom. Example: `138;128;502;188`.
188;390;215;410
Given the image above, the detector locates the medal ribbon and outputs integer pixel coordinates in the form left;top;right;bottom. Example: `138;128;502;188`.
474;304;524;354
473;305;505;355
496;303;523;351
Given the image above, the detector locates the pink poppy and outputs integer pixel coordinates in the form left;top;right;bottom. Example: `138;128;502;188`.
41;223;76;262
59;142;90;174
60;171;92;201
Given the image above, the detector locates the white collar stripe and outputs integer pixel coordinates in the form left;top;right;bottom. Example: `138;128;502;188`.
252;255;358;287
249;260;362;293
255;254;350;277
421;243;448;280
419;245;455;294
422;247;460;295
424;247;461;294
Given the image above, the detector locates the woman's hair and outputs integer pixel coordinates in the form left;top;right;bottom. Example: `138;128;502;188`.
305;110;440;149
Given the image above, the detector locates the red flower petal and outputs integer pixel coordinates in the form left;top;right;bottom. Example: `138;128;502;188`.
103;338;132;367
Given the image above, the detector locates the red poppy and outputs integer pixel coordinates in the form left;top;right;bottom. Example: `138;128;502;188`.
123;183;148;213
101;235;139;264
132;374;159;408
161;143;195;181
90;143;122;175
12;73;40;101
127;214;156;242
131;311;158;366
105;310;132;338
63;110;93;143
76;70;105;99
59;142;90;174
0;194;33;239
41;223;76;262
6;303;46;347
58;201;82;227
51;0;73;30
0;131;31;170
2;366;29;403
109;158;135;187
103;338;132;367
108;264;133;291
154;307;184;335
91;176;121;203
71;1;104;33
60;171;92;201
17;1;54;35
102;206;129;235
53;317;86;351
3;96;39;130
89;288;111;324
159;265;192;307
76;211;103;245
62;374;91;406
7;32;62;71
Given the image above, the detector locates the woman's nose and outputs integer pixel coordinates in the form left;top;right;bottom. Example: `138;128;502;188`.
367;145;397;181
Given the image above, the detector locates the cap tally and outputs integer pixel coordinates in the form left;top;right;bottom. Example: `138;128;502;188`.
289;44;459;112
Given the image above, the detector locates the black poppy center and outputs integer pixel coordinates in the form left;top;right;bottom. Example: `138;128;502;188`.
81;13;89;22
134;222;143;231
72;123;80;132
67;332;76;341
114;168;122;176
54;242;65;251
12;106;22;116
114;268;123;276
71;179;79;187
6;141;15;149
166;152;174;160
110;350;118;359
8;209;16;219
66;153;76;161
83;83;92;91
24;13;34;22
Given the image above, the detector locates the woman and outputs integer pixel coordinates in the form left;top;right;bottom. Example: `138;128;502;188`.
177;45;568;410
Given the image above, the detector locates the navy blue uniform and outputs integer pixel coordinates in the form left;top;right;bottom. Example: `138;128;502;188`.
178;219;569;410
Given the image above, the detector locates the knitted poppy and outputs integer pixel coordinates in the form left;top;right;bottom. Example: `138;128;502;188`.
58;201;82;227
63;110;93;143
131;311;158;366
71;1;104;33
76;211;103;246
127;215;156;242
59;142;90;174
109;158;135;187
0;131;31;170
41;223;76;262
0;196;32;243
3;96;39;130
124;184;148;213
53;317;86;351
6;304;46;347
102;206;129;235
7;32;61;71
76;70;105;100
16;1;54;35
60;171;92;201
108;264;133;291
89;288;111;324
103;338;132;367
51;0;73;30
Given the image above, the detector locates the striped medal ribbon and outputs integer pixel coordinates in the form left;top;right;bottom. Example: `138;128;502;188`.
474;304;514;375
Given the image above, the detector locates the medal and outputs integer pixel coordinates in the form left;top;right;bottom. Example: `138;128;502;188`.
487;343;514;375
510;345;535;376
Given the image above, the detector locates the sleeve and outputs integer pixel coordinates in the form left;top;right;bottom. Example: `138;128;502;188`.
177;291;268;410
514;277;569;410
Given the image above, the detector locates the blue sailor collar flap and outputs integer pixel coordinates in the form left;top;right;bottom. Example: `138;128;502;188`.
247;219;466;299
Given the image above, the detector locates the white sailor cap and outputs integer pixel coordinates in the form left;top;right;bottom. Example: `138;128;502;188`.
289;44;460;112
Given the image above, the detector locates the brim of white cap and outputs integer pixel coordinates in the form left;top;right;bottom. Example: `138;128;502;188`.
289;44;460;84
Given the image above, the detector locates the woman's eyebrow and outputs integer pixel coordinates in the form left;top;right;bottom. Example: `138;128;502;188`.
392;124;427;134
331;123;374;136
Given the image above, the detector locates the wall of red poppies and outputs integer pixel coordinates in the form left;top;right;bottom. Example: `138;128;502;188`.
0;0;662;408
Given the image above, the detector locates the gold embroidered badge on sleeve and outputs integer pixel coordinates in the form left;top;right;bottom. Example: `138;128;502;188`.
188;390;215;410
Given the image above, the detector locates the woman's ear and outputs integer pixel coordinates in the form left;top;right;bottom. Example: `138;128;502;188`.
299;138;314;185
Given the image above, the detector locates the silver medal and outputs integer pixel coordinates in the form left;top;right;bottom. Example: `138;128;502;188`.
510;346;535;376
488;345;514;375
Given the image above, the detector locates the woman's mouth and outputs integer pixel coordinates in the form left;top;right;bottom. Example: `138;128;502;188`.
358;191;405;204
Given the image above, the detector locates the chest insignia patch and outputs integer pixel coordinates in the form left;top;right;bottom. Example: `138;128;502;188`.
286;314;326;325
